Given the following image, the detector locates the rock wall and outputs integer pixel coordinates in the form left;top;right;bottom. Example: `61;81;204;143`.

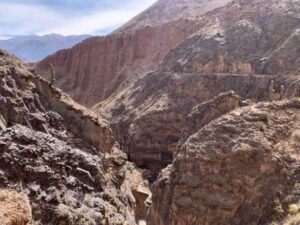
150;99;300;225
101;71;298;179
162;0;300;75
36;19;202;107
0;50;151;225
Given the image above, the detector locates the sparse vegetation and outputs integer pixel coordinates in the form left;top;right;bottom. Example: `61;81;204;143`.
125;162;134;172
286;214;300;225
273;198;284;218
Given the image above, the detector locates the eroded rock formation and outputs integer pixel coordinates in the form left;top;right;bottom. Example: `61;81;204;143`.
35;0;300;178
0;50;150;224
150;99;300;225
98;72;298;179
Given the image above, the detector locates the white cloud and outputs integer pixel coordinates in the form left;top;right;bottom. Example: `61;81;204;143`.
0;36;10;40
38;9;144;36
0;0;157;38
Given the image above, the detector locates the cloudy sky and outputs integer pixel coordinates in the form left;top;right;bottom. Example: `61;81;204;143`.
0;0;156;40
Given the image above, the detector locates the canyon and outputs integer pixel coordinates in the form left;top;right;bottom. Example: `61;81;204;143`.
2;0;300;224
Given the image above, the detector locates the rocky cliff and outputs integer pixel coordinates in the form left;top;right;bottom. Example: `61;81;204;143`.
96;71;298;179
36;0;300;178
36;19;202;106
150;99;300;225
0;50;150;225
27;0;300;224
162;0;300;75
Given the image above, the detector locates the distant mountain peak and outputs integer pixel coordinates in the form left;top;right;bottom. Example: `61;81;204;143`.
0;34;91;62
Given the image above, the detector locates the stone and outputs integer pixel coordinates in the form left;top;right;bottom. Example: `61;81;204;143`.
149;99;300;225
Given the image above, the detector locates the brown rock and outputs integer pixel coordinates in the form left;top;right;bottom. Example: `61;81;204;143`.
150;99;300;225
0;49;147;225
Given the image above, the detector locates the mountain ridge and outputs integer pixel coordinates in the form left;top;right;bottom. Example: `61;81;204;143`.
0;34;91;62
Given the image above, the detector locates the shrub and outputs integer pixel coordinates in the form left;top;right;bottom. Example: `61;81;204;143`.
125;162;133;172
289;204;299;215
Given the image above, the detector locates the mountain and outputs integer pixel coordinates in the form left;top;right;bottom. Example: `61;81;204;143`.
0;34;91;62
14;0;300;224
0;50;151;225
36;0;238;107
36;0;300;175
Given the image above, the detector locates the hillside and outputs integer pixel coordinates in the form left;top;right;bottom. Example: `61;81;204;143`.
0;50;150;225
35;0;300;182
10;0;300;224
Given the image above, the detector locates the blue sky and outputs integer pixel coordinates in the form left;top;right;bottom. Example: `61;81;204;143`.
0;0;156;39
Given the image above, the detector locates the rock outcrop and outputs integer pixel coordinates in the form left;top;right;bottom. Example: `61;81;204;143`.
98;71;298;179
0;50;150;224
150;99;300;225
36;19;202;106
162;0;300;75
180;91;241;144
35;0;300;179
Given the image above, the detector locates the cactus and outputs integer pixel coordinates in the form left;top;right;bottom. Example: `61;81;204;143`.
280;84;285;100
268;80;275;102
50;63;56;86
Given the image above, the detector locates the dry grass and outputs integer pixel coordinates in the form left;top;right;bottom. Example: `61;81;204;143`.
288;204;299;215
0;189;31;225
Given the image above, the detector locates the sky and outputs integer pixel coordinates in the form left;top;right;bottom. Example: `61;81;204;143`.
0;0;157;40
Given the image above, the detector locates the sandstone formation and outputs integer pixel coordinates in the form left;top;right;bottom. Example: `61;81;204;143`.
150;99;300;225
0;50;150;224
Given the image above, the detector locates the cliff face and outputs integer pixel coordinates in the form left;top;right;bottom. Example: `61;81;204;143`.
162;0;300;75
0;50;150;225
36;19;202;106
150;99;300;225
37;0;300;107
36;0;300;178
97;71;299;179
